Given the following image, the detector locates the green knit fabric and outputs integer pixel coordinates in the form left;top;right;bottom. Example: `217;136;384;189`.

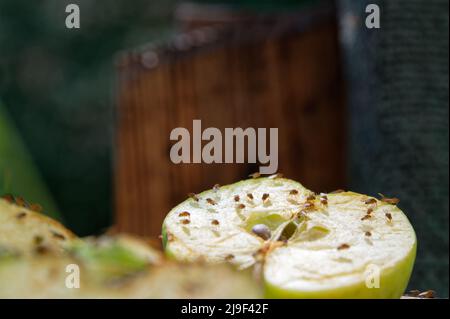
339;0;449;296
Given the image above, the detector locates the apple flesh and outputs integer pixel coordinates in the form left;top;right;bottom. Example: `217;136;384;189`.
162;177;417;298
0;198;75;256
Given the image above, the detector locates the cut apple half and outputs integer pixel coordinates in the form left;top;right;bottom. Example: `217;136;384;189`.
162;177;417;298
0;235;261;298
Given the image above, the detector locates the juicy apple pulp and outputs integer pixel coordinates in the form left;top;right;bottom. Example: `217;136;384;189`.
162;177;417;298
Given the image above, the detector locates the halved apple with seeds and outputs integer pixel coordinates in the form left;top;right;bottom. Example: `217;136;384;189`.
162;177;417;298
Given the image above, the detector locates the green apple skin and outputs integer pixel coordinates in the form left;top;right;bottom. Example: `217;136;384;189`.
164;235;416;299
264;242;416;299
161;224;177;261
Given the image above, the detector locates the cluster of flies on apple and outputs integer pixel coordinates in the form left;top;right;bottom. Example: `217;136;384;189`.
1;194;68;255
171;173;401;261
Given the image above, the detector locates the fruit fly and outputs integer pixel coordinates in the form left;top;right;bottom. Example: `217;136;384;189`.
248;172;261;179
337;243;350;250
1;194;14;203
418;290;436;298
188;193;199;201
385;213;393;222
296;210;310;222
379;193;400;205
51;231;66;240
178;211;190;217
14;197;27;207
320;195;328;205
16;212;27;219
225;254;234;261
29;203;42;213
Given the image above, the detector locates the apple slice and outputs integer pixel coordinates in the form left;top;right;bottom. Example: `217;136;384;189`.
0;198;76;256
162;177;417;298
0;235;262;298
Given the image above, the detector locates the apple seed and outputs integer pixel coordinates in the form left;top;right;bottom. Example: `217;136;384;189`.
252;224;271;240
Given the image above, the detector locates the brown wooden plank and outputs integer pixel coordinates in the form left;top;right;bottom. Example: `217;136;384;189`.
115;17;346;237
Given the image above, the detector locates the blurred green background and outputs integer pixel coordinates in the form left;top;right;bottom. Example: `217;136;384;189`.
0;0;179;234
